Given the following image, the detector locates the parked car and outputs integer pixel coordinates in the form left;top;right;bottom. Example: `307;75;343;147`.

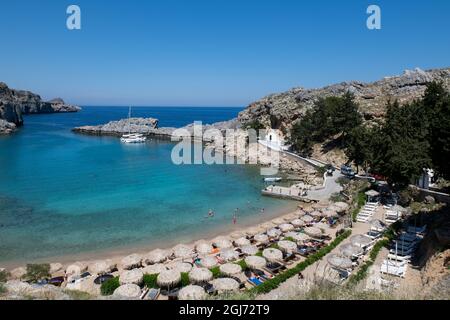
340;165;356;178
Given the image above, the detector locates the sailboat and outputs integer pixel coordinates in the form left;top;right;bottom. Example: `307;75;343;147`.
120;106;147;144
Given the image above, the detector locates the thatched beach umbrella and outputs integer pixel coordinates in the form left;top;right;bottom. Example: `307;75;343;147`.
142;264;167;275
340;243;364;258
334;202;349;212
297;209;306;217
234;237;251;247
245;227;262;237
304;227;323;238
301;215;314;223
120;269;144;285
113;284;142;299
188;268;213;284
211;278;240;292
157;270;181;288
220;263;242;276
277;240;297;253
369;219;386;231
172;244;193;259
145;249;170;265
178;285;207;300
50;263;63;274
121;254;142;270
245;256;267;269
220;248;239;262
309;210;323;218
267;228;282;238
241;245;259;256
195;242;212;255
322;209;338;218
213;236;232;249
168;262;193;273
230;231;245;239
271;218;285;225
262;248;283;262
314;222;329;230
89;259;116;275
254;234;269;244
350;235;373;248
199;256;218;269
283;213;299;221
66;262;88;276
261;222;276;230
291;219;305;228
327;254;353;270
279;223;295;233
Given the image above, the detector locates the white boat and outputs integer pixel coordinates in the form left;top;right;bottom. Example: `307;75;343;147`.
121;107;147;144
264;177;282;183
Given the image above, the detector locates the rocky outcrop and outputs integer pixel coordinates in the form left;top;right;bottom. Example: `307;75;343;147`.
238;67;450;135
0;82;80;134
73;118;160;136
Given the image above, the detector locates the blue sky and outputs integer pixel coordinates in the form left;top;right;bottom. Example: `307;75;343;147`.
0;0;449;106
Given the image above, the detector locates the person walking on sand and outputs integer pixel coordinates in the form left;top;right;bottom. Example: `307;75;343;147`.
232;213;237;225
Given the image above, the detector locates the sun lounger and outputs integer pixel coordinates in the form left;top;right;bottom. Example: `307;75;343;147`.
366;230;382;240
387;254;411;262
382;259;408;268
380;263;407;278
247;277;265;287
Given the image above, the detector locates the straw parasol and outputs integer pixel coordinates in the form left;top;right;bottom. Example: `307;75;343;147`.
271;218;285;225
234;237;251;247
120;268;144;285
220;263;242;276
301;215;314;223
304;227;323;238
230;231;245;239
334;202;350;212
188;267;213;284
283;213;299;221
260;222;276;229
178;285;207;300
241;245;259;256
279;223;295;233
277;240;297;253
167;262;193;273
172;244;193;259
245;256;267;269
89;260;116;275
211;278;240;292
350;235;373;247
291;219;305;228
254;234;269;244
309;210;323;218
157;270;181;288
121;254;142;270
113;284;142;299
365;190;380;197
262;248;283;262
220;248;239;261
327;254;353;270
213;236;233;249
144;249;170;265
369;219;386;231
291;232;310;242
322;209;338;218
66;262;87;276
267;228;282;238
195;241;212;255
142;264;167;275
314;222;329;230
50;263;63;274
340;243;364;258
297;210;306;217
244;227;262;237
199;256;218;269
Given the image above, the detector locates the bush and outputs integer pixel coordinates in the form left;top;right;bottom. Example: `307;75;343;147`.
181;272;190;287
100;277;120;296
0;270;9;283
284;237;296;243
249;230;352;294
235;260;248;270
25;264;50;283
210;266;222;278
143;274;158;288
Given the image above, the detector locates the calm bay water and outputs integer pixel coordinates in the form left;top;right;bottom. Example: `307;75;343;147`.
0;107;293;264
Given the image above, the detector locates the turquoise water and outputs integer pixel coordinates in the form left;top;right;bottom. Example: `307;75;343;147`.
0;107;293;264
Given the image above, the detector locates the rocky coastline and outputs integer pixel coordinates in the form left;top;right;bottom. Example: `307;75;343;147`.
0;82;80;134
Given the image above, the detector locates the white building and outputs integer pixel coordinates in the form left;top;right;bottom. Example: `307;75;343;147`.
417;168;434;189
259;129;289;151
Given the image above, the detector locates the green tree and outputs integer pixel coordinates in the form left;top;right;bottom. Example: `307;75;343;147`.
25;264;51;283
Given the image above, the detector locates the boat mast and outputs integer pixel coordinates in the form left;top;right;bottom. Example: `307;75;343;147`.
128;106;131;134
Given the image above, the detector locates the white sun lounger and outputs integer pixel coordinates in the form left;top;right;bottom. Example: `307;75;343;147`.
380;264;407;278
387;254;411;262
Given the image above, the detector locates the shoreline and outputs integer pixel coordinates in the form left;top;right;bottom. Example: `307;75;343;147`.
1;201;302;270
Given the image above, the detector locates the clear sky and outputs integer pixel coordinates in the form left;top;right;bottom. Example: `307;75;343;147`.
0;0;449;106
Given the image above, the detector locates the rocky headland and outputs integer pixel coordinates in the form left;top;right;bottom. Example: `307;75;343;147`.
0;82;80;134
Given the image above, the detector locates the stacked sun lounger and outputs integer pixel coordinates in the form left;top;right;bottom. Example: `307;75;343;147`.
380;225;426;278
384;207;401;225
356;202;378;223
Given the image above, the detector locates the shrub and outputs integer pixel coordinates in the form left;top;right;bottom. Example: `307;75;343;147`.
100;277;120;296
210;266;222;278
284;237;296;243
25;264;50;283
235;260;248;270
64;289;92;300
143;274;158;288
181;272;190;287
249;230;352;294
0;270;9;283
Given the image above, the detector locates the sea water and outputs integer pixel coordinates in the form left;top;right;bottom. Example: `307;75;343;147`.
0;107;294;264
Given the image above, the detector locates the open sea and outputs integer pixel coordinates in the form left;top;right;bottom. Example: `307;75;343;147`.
0;107;294;265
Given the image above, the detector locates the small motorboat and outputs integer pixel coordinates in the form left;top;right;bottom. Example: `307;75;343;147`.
264;177;282;183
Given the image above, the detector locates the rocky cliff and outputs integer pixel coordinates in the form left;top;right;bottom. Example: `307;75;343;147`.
0;82;80;134
238;67;450;135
